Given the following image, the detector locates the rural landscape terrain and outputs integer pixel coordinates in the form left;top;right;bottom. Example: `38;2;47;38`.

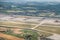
0;1;60;40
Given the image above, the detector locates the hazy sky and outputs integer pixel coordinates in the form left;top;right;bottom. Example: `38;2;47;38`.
1;0;60;2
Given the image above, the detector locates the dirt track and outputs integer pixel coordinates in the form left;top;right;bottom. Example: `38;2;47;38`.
0;33;24;40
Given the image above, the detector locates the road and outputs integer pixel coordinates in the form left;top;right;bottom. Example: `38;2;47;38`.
32;18;46;29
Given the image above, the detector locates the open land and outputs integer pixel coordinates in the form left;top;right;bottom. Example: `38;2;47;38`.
0;14;60;40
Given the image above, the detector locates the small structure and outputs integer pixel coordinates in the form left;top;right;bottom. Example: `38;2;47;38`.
55;20;60;23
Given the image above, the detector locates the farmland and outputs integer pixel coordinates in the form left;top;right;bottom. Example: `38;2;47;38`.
0;14;60;40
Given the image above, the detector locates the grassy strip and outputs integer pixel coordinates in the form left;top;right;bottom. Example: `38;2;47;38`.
36;26;60;34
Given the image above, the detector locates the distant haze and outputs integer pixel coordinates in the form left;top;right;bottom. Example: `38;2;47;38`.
1;0;60;2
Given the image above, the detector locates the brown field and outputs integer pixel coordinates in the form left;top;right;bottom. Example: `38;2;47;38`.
0;33;24;40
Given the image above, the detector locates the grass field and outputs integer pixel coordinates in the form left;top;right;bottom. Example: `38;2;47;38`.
0;20;60;40
36;26;60;34
0;21;35;28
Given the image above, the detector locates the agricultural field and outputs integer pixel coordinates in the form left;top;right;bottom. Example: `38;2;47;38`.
0;15;60;40
1;1;60;40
